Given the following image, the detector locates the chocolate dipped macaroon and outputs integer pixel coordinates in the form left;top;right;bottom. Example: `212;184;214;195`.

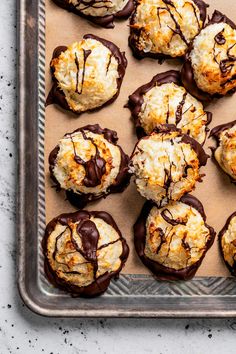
219;212;236;276
134;195;215;280
43;210;129;296
52;0;134;28
129;125;208;208
129;0;208;60
46;34;127;114
49;124;130;209
210;120;236;183
128;70;212;144
182;10;236;101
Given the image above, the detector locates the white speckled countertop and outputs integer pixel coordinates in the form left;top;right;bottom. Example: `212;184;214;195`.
1;1;236;353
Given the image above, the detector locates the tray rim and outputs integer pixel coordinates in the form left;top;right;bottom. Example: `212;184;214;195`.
17;0;236;318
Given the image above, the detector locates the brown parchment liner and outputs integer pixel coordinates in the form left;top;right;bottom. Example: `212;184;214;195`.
45;0;236;278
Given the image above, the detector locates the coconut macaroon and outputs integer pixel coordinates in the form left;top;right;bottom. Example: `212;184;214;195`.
210;120;236;183
49;124;130;208
52;0;134;28
43;210;129;296
219;212;236;276
134;195;215;280
129;125;208;207
46;34;127;114
129;0;208;60
128;70;212;144
182;10;236;101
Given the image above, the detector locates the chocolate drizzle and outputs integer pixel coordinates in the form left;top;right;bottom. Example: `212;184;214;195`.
175;92;187;125
133;195;215;281
219;211;236;276
161;208;187;226
181;10;236;101
46;34;127;115
69;130;106;188
127;70;211;142
190;1;200;30
214;36;236;76
106;54;112;74
74;49;92;95
52;0;134;28
162;0;188;46
74;53;80;94
76;219;99;280
214;29;226;45
49;124;131;209
43;210;129;297
129;0;208;60
155;228;166;254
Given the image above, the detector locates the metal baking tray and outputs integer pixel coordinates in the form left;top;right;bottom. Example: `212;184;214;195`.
17;0;236;317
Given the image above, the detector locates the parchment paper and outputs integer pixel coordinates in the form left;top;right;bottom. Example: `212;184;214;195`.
45;0;236;277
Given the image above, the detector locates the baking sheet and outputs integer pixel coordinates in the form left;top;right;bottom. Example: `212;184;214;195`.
45;0;236;278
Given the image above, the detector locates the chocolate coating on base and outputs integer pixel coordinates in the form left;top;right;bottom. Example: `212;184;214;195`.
43;210;129;296
180;133;208;166
210;120;236;142
127;70;212;139
133;195;215;281
181;10;236;101
128;0;208;61
210;120;236;184
46;34;127;114
219;211;236;276
52;0;134;29
49;124;131;209
207;9;236;29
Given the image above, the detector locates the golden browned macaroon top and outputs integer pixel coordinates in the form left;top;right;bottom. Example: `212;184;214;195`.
190;22;236;95
129;127;207;207
137;82;209;143
46;215;124;288
145;201;212;270
130;0;204;57
52;129;122;196
51;38;120;112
